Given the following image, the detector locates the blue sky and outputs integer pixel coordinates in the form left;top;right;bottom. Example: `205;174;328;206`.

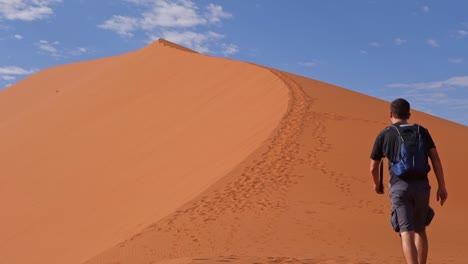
1;0;467;125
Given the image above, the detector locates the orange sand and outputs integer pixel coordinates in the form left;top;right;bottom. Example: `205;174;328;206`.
0;39;466;264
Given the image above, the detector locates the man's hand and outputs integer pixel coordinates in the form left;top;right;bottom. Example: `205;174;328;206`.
437;186;448;206
429;148;447;206
374;183;384;194
370;159;384;194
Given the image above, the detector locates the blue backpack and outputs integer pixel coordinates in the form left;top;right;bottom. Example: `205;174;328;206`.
390;124;431;178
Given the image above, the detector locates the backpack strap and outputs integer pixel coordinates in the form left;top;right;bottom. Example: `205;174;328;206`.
390;123;420;142
390;124;404;142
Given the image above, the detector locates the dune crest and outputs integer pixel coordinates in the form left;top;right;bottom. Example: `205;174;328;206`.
153;38;199;54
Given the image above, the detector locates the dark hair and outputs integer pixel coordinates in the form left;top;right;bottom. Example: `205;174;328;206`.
390;98;410;119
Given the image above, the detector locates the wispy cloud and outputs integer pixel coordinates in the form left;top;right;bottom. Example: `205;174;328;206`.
36;40;60;56
69;47;89;56
0;66;35;75
221;43;239;56
99;0;235;54
427;39;439;48
397;90;468;118
298;61;318;67
369;42;381;47
0;0;61;21
388;76;468;90
448;58;463;64
98;15;139;37
14;34;23;39
394;38;407;45
456;29;468;39
100;1;231;34
206;3;232;23
148;30;224;53
35;40;90;57
387;76;468;124
0;66;36;85
1;75;16;81
422;5;429;13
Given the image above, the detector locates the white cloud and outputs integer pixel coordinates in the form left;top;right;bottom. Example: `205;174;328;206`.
100;1;232;34
427;39;439;48
36;39;60;56
139;1;207;29
456;29;468;39
0;66;35;84
221;43;238;56
206;3;232;23
0;0;61;21
394;38;407;45
387;76;468;124
0;66;35;75
388;76;468;90
1;75;16;81
448;58;463;63
151;30;223;53
298;61;317;67
14;34;23;39
422;5;429;13
69;47;89;56
360;50;368;55
35;40;89;57
369;42;381;47
100;1;235;55
98;15;139;37
398;90;468;113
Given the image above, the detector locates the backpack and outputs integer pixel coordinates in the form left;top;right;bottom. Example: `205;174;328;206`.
389;124;431;178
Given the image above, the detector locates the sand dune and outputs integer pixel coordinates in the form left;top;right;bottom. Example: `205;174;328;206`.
0;39;288;264
1;39;467;264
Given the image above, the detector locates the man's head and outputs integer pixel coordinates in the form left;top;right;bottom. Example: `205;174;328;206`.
390;98;411;120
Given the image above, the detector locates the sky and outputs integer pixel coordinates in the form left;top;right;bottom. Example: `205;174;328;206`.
0;0;467;125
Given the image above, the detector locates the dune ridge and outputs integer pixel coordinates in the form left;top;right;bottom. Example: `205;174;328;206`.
153;39;199;54
1;40;467;264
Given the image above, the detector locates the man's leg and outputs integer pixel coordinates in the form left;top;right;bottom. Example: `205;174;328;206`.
400;231;418;264
413;181;431;264
415;231;428;264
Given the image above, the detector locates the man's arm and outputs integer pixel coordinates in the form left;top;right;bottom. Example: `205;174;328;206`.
370;159;383;194
428;147;448;206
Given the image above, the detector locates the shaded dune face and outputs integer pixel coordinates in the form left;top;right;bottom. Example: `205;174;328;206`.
0;40;289;264
1;40;467;264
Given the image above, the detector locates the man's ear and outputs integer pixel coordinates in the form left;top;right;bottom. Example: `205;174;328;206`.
407;112;411;120
389;111;394;118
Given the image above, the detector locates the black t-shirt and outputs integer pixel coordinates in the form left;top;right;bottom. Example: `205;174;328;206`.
370;122;436;184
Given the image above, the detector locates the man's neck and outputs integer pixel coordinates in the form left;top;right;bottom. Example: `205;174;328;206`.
391;118;407;124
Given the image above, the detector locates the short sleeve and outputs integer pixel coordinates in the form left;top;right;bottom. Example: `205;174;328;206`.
422;127;436;150
370;132;384;160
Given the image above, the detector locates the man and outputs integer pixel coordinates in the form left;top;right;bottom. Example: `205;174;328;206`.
369;98;448;264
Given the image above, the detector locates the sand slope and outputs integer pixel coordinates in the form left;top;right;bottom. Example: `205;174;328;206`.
0;39;289;264
83;65;468;264
1;40;467;264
